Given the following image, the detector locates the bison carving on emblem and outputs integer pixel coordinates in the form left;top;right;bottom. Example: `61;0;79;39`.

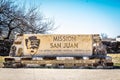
25;36;40;55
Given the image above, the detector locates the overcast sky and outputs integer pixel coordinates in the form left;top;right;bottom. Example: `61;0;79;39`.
17;0;120;38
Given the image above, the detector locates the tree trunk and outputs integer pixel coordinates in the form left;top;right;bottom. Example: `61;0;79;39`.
5;30;12;39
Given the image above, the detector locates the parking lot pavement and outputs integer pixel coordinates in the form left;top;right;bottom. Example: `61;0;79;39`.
0;68;120;80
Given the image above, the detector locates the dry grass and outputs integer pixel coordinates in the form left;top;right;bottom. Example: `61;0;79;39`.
0;56;4;68
107;54;120;66
0;56;9;62
0;56;4;62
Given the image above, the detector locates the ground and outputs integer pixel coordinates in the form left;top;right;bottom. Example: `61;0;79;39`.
0;68;120;80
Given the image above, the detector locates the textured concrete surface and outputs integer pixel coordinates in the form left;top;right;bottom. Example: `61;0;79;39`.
0;68;120;80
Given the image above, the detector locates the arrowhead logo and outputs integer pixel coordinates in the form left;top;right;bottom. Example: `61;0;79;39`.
25;36;40;55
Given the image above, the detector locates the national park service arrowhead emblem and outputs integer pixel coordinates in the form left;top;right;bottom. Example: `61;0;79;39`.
25;36;40;55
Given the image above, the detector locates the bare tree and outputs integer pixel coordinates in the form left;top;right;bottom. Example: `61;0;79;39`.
101;33;108;39
0;0;23;39
22;7;54;34
0;0;55;40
